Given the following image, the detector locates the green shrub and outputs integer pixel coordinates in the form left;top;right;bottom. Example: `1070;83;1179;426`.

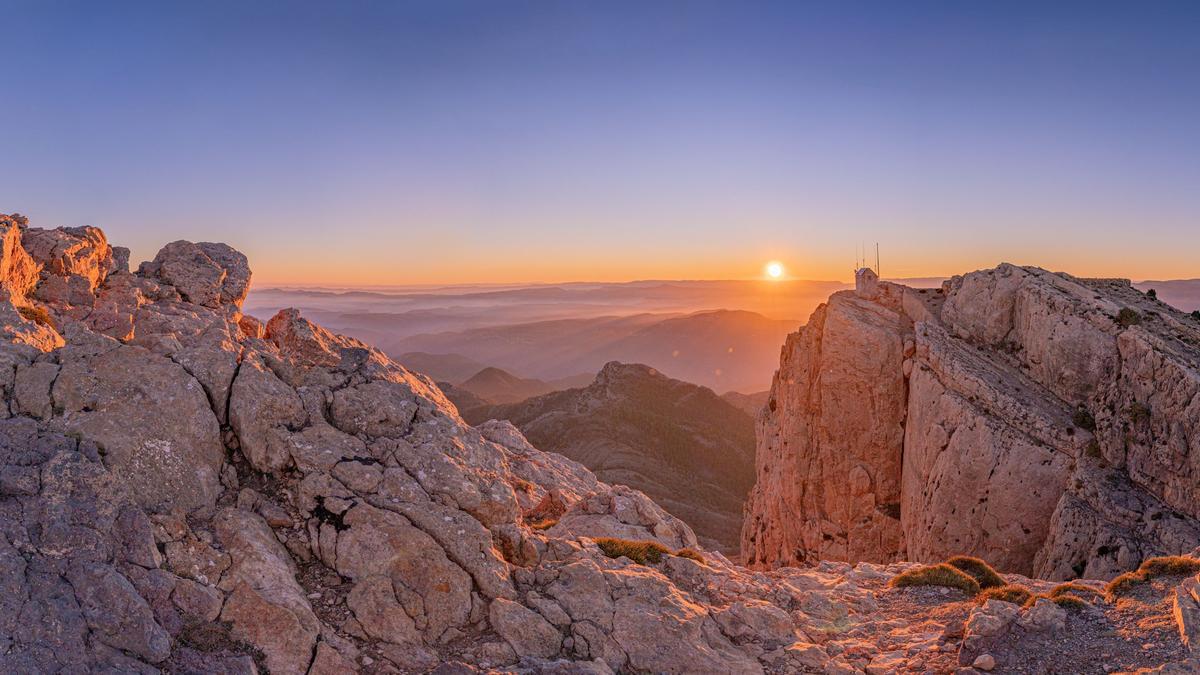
1128;402;1151;425
889;563;980;596
1117;308;1142;327
978;584;1033;605
1106;556;1200;597
1072;408;1097;432
946;555;1006;589
17;304;55;330
594;538;671;565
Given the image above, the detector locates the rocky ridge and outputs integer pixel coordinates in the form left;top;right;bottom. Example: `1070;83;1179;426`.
462;361;756;553
1;213;1197;674
743;266;1200;581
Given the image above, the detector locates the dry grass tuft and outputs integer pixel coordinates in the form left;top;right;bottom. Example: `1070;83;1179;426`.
1049;582;1104;601
17;305;56;330
978;584;1033;606
1041;594;1090;611
890;563;980;596
528;517;559;531
1106;556;1200;598
946;555;1006;589
594;537;671;565
593;538;708;566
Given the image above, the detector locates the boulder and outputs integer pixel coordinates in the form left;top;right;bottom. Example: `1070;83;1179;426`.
138;240;251;308
51;344;225;511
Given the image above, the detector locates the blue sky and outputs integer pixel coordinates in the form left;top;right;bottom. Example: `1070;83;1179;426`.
1;1;1197;283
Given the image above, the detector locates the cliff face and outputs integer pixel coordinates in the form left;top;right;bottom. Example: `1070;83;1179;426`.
743;265;1200;579
464;361;756;553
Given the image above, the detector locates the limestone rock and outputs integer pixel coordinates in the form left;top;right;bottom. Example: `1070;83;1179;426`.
139;240;251;308
745;264;1200;579
215;508;319;675
51;344;225;511
490;596;562;658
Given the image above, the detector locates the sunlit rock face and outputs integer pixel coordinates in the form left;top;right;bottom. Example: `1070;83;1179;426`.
744;263;1200;579
1;212;1199;673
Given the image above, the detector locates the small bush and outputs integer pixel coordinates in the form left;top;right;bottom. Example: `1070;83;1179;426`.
946;556;1006;589
1147;288;1158;299
1117;308;1142;327
1072;408;1097;432
17;305;55;330
1191;310;1200;321
890;563;980;596
1049;582;1104;601
1106;556;1200;597
978;584;1033;605
528;518;559;531
1139;556;1200;578
594;537;671;565
674;548;706;564
1128;402;1151;425
1047;594;1090;611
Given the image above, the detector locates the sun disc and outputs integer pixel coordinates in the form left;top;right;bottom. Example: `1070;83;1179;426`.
766;261;784;279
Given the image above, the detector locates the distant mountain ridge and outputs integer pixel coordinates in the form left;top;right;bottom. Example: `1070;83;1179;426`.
464;361;756;553
398;309;793;392
455;366;593;405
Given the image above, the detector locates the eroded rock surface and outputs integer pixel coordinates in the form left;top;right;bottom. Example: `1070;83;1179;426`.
1;214;1196;674
745;264;1200;580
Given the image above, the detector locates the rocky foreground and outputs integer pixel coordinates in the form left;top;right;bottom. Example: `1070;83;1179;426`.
0;213;1198;674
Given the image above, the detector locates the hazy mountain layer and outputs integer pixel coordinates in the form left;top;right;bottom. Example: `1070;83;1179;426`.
398;309;793;392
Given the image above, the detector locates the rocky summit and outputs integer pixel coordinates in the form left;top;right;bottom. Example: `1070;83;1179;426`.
2;213;1200;675
743;266;1200;581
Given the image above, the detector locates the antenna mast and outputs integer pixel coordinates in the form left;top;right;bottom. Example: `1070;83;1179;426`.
875;243;880;278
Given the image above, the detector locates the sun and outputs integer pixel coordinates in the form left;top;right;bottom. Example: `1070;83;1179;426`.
765;261;785;279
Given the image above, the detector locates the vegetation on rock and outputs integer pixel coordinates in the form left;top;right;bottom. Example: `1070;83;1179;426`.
1106;556;1200;597
946;555;1006;589
1117;307;1142;327
978;584;1034;605
890;563;981;596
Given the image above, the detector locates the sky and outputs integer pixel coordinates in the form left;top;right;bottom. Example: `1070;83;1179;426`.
1;1;1198;285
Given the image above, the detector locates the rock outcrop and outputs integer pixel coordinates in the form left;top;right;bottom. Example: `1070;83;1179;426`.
464;361;756;553
744;265;1200;580
2;212;1198;674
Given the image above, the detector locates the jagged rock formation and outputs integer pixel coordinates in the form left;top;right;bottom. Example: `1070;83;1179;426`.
744;265;1200;580
3;212;1199;674
463;362;756;553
